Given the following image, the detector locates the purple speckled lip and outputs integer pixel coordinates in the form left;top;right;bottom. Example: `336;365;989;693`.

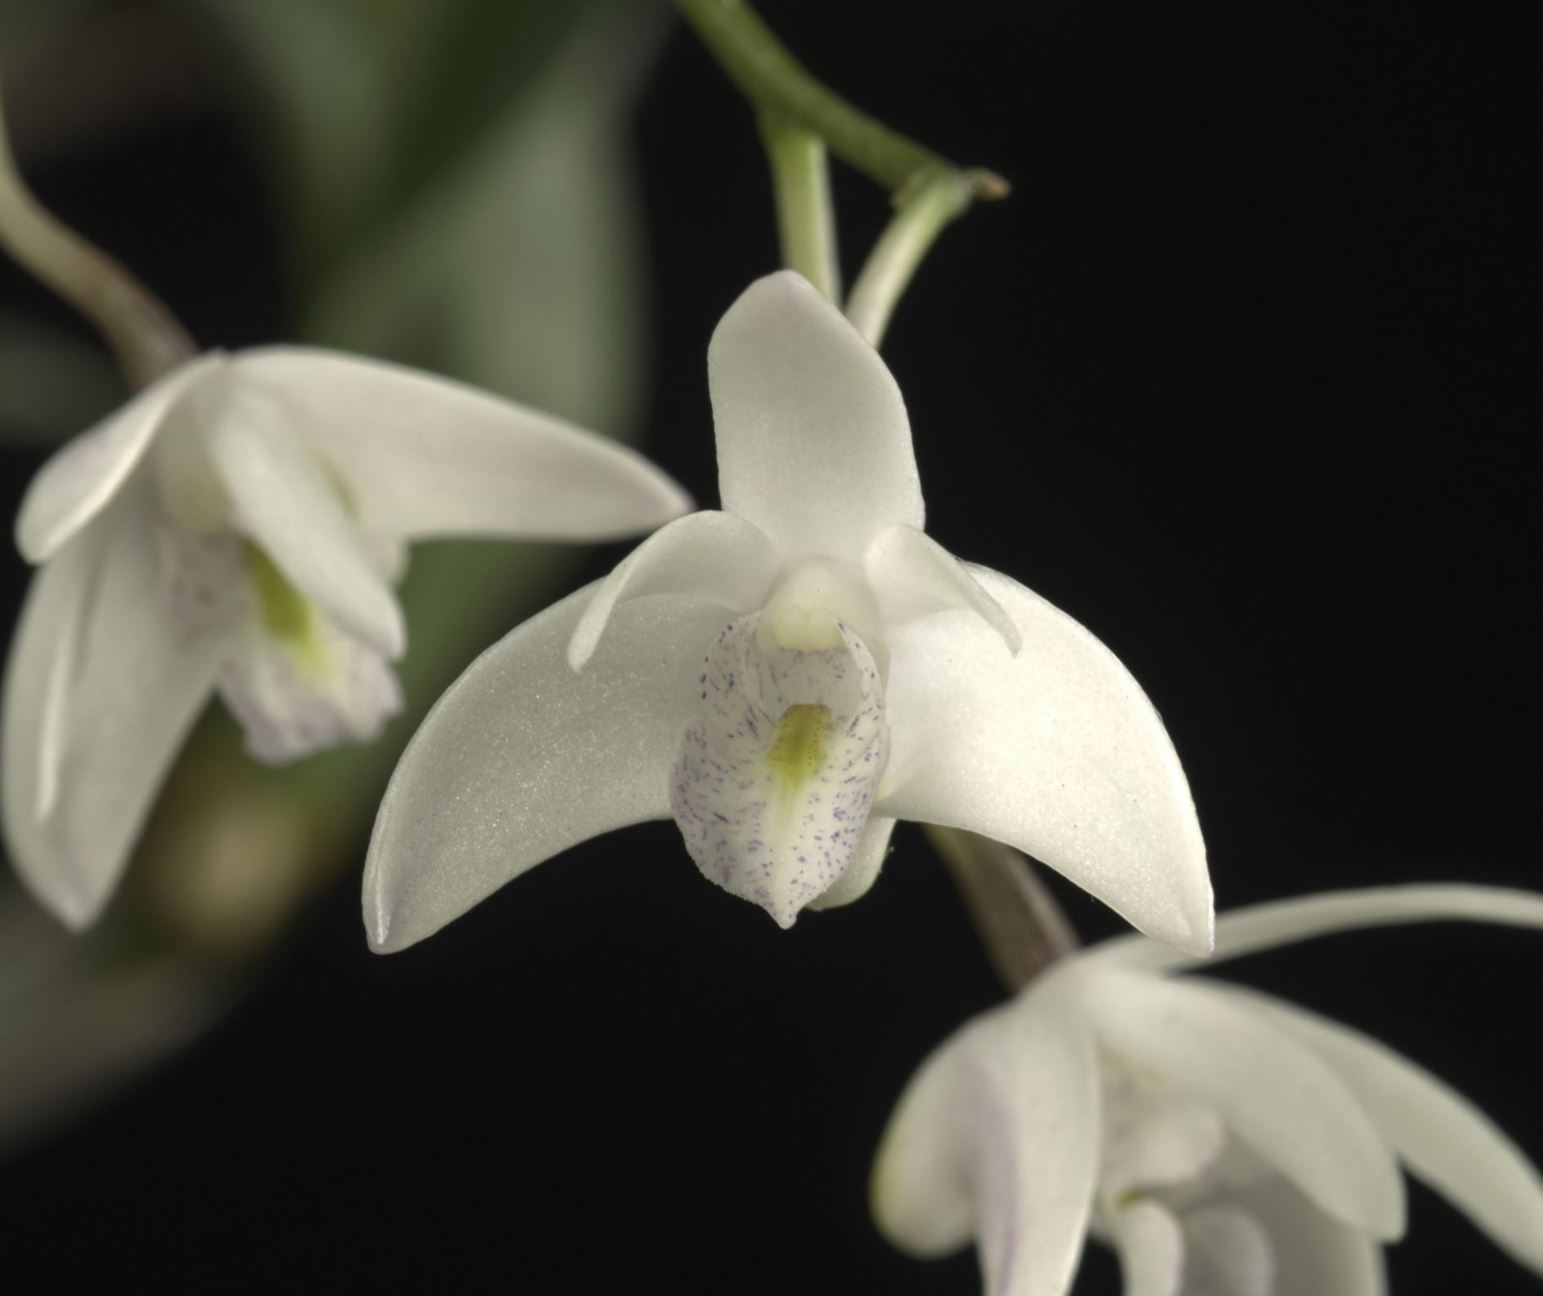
669;611;889;928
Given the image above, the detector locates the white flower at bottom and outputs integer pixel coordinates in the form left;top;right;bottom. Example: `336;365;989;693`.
872;885;1543;1295
2;347;690;930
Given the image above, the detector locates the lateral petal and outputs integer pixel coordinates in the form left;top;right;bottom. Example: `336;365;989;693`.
878;564;1211;954
4;493;219;927
15;353;219;562
1226;1177;1386;1296
1233;988;1543;1275
234;346;690;542
865;523;1020;652
1080;970;1406;1240
364;586;730;952
872;985;1100;1296
207;385;404;658
708;272;923;562
567;510;781;671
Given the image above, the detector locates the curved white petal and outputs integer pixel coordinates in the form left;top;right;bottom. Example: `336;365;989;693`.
1079;970;1405;1240
234;347;691;541
364;586;731;953
872;987;1100;1296
4;496;219;927
1227;1178;1386;1296
1112;1200;1184;1296
207;387;404;658
1090;884;1543;975
1181;1205;1272;1296
15;354;219;562
567;510;781;671
865;524;1019;652
708;271;923;562
809;814;896;910
670;616;888;927
878;564;1211;954
3;525;103;879
1230;987;1543;1275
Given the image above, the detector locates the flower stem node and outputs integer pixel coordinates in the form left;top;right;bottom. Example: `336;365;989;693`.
3;347;691;929
364;272;1214;954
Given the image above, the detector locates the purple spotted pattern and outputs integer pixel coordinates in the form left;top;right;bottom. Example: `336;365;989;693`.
669;613;889;927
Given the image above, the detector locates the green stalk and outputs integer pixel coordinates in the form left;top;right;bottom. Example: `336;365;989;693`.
758;112;839;299
845;169;975;347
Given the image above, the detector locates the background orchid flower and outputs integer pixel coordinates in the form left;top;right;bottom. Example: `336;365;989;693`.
872;884;1543;1296
364;270;1210;953
2;348;691;930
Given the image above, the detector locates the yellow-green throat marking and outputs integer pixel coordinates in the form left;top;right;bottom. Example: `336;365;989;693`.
766;703;831;796
243;543;330;679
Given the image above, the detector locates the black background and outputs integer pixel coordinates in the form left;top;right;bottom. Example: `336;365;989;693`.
1;0;1538;1291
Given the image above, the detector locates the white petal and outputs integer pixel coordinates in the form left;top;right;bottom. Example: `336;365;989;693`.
233;346;691;541
879;564;1212;954
1181;1205;1272;1296
3;527;102;875
206;386;404;658
865;524;1020;652
1090;884;1543;975
364;586;731;953
218;615;403;765
3;495;219;927
14;354;219;562
567;511;782;671
1079;970;1405;1239
872;985;1100;1296
1226;1178;1386;1296
708;271;923;562
1112;1200;1184;1296
809;814;896;910
670;615;888;927
1230;987;1543;1274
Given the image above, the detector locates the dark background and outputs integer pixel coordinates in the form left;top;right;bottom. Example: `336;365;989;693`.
1;0;1538;1290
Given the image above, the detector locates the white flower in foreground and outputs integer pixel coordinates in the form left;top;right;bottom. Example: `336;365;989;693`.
364;271;1211;953
2;348;690;929
873;884;1543;1296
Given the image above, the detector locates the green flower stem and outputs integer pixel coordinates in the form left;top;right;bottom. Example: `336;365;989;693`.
845;168;975;347
926;825;1081;992
675;0;1006;201
758;112;839;300
0;80;195;389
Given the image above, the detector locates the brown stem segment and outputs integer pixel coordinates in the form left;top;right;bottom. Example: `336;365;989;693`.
926;825;1080;991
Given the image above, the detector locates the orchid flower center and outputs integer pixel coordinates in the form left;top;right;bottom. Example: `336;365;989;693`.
759;558;881;656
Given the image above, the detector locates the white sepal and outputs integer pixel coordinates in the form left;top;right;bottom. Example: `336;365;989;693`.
364;586;731;952
879;564;1212;954
709;272;923;563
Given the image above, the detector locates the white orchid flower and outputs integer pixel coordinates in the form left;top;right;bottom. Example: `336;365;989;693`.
873;884;1543;1296
364;271;1210;953
2;348;691;929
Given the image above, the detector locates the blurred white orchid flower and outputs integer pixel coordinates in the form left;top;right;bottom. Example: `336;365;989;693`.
2;348;691;929
364;271;1210;952
873;884;1543;1296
